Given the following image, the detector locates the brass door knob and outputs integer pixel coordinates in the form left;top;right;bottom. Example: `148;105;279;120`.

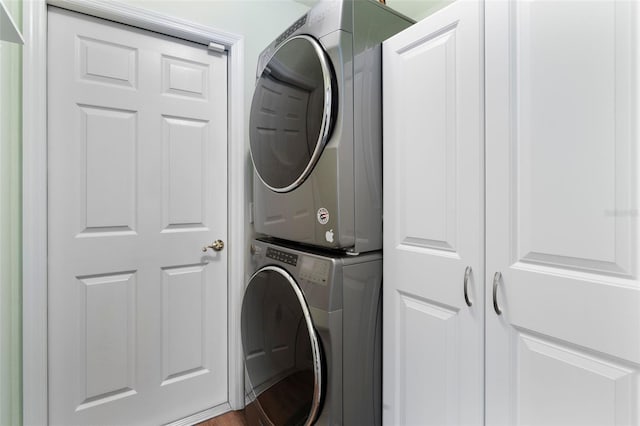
202;240;225;252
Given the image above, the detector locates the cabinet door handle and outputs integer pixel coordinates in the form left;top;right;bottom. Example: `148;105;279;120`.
463;266;473;307
492;271;502;315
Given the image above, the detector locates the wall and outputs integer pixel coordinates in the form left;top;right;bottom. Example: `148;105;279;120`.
385;0;453;22
0;0;22;424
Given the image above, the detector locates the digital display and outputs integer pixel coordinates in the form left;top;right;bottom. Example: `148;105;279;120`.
300;256;330;286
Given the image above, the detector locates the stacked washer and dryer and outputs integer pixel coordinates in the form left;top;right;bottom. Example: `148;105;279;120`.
241;1;412;425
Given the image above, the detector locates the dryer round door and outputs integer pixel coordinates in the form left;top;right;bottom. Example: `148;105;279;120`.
249;35;336;193
241;265;324;425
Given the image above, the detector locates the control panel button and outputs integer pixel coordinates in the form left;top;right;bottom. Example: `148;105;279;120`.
266;247;298;267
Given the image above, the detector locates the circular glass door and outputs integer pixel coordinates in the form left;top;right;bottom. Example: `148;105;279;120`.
249;35;336;193
241;266;323;425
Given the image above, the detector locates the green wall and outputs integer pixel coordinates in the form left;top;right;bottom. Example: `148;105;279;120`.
386;0;453;22
0;0;23;424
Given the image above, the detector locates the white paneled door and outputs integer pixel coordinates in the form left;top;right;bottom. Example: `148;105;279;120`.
485;1;640;425
48;7;228;425
382;2;484;425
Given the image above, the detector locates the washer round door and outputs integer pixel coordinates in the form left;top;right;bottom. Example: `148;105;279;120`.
241;266;324;425
249;35;336;193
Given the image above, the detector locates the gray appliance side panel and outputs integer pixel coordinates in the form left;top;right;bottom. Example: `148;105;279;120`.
342;259;383;426
349;3;412;253
318;29;355;250
353;43;383;253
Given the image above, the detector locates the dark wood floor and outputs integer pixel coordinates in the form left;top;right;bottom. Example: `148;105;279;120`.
197;410;249;426
197;370;313;426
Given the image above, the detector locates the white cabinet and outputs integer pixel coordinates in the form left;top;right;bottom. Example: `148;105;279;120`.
382;2;485;425
485;1;640;424
383;1;640;425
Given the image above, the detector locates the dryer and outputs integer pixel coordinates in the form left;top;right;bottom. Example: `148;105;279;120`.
241;239;382;425
250;0;413;253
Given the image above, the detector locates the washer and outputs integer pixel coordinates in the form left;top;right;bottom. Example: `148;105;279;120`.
241;239;382;425
250;0;413;253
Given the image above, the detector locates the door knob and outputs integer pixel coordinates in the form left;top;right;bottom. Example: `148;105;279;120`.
202;240;224;252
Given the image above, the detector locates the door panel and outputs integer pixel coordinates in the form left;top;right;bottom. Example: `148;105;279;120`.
395;294;459;426
77;272;137;409
382;2;484;425
395;26;458;253
78;36;137;87
161;264;209;384
48;7;228;425
485;1;640;424
78;105;137;233
510;0;633;275
517;332;636;426
161;116;210;229
161;55;210;99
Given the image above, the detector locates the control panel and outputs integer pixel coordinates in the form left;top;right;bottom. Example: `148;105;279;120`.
299;256;330;286
266;247;298;266
276;14;308;46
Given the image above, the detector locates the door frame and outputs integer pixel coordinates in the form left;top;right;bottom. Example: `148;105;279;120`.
22;1;245;424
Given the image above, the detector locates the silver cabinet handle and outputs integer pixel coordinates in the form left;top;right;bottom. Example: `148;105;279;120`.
463;266;472;307
492;271;502;315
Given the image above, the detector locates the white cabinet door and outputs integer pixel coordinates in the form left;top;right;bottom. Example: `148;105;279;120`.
382;2;484;425
485;1;640;424
48;7;228;425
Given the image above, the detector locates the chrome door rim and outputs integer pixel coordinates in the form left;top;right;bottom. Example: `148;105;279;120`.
250;34;335;193
243;265;324;425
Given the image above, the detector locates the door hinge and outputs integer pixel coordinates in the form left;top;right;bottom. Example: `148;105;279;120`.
208;42;226;53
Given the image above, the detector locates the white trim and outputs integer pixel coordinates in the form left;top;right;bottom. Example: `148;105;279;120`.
47;0;239;48
226;29;246;412
23;1;246;423
22;0;49;424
